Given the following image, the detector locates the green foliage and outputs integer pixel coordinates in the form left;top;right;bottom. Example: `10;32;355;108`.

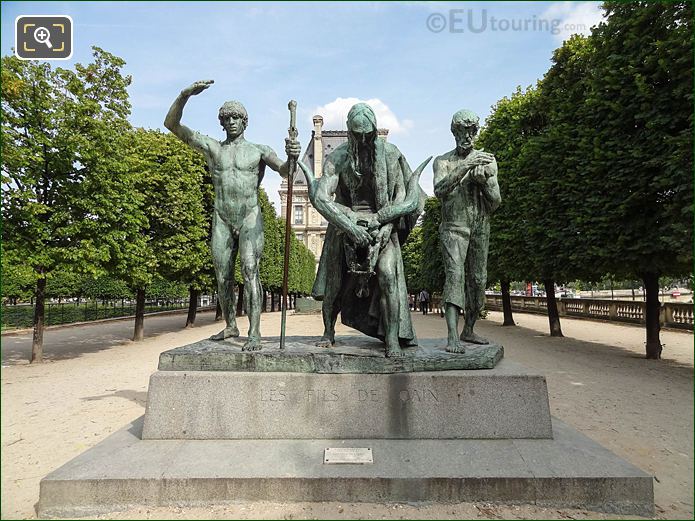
258;188;284;290
81;276;131;300
121;128;213;293
479;2;692;289
419;197;444;292
477;85;544;284
401;226;423;293
580;1;693;280
1;249;35;302
1;47;138;294
148;276;189;300
45;269;84;300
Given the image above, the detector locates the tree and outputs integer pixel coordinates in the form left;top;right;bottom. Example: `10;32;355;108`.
401;226;424;295
2;47;135;362
120;128;212;339
582;2;693;358
258;188;284;310
478;86;546;327
419;197;445;294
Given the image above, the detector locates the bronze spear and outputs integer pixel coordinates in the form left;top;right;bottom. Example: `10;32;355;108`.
280;100;298;349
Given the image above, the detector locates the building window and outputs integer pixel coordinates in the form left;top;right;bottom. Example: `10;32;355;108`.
294;205;304;225
296;233;304;243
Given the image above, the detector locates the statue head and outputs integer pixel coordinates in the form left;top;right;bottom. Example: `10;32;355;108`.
218;100;248;139
346;103;378;176
347;103;377;145
451;109;479;153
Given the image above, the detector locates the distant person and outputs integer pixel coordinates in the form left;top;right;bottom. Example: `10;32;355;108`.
418;288;430;315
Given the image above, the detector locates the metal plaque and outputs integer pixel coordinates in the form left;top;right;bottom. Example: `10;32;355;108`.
324;447;373;464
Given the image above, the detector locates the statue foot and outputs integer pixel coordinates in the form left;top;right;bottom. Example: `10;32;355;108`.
446;340;467;354
241;336;262;351
315;335;334;348
210;326;240;341
460;331;490;345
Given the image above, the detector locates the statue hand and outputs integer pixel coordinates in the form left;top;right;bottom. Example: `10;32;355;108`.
375;226;392;250
466;150;495;168
471;165;487;184
182;80;214;97
285;138;301;160
364;214;380;231
347;225;372;248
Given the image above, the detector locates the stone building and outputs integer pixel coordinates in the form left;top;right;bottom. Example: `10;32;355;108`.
279;115;389;268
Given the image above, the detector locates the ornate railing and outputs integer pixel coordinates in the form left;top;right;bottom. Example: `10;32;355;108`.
483;295;693;331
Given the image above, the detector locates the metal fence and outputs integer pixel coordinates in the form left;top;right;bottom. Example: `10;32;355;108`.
1;299;196;329
484;295;694;331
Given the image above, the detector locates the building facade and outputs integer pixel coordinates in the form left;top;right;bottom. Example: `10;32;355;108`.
279;115;389;267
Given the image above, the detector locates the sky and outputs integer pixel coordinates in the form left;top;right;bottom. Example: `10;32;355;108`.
1;1;604;214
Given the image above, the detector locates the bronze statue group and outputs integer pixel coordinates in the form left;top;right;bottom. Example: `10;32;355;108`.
166;81;500;357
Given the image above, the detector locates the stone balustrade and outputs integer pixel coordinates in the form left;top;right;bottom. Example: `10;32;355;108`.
481;295;693;331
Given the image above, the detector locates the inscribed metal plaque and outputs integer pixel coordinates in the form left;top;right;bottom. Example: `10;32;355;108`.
323;447;373;464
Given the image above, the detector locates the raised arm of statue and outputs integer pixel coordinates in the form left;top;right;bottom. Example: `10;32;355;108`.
164;80;217;156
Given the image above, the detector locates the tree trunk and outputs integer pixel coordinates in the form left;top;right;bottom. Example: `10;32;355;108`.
501;279;515;326
185;287;199;328
643;272;662;359
262;290;267;312
215;299;223;321
30;275;47;363
236;284;244;316
543;278;563;337
133;288;145;341
270;291;276;312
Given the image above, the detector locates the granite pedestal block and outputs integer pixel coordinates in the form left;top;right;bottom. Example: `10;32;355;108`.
142;360;553;440
38;417;654;518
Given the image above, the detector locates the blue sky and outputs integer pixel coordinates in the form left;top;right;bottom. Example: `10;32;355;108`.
1;1;603;213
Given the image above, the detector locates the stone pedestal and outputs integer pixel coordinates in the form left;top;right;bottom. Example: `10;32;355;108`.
143;363;552;440
37;335;654;517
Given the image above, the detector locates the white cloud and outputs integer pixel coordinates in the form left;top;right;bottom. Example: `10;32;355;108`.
543;2;605;42
311;97;414;135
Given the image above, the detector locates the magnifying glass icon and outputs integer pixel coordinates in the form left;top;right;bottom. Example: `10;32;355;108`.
33;26;53;49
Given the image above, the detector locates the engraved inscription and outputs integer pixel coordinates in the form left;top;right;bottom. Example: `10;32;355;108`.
257;387;442;404
306;389;339;402
260;388;287;402
398;388;439;403
357;389;380;402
